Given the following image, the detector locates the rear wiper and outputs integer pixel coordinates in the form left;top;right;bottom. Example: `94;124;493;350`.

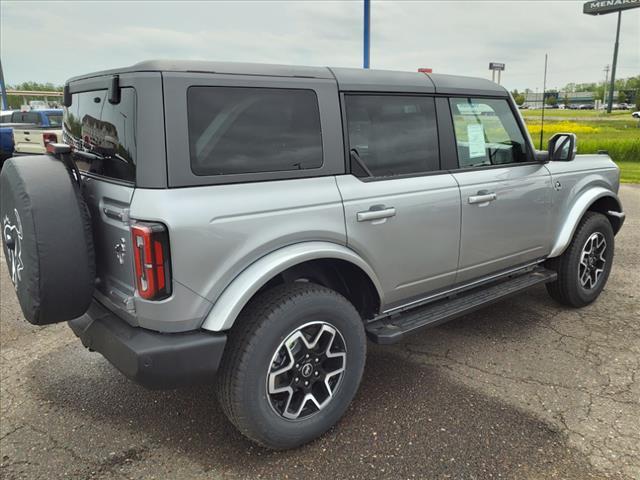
349;149;373;178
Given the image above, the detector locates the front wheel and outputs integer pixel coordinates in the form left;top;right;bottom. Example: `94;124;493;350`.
546;212;614;307
217;282;366;449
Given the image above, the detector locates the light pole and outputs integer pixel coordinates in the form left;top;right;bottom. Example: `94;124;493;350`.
363;0;370;69
606;11;622;113
0;60;8;111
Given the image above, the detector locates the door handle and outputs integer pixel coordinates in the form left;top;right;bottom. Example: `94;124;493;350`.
357;206;396;222
468;192;497;205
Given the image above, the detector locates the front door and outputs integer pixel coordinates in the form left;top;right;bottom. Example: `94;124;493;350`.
447;96;552;282
337;94;461;309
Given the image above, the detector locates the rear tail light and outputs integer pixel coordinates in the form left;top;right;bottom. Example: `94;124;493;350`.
131;222;172;300
43;132;58;145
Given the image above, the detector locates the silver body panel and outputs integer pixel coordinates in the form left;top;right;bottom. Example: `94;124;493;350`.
544;155;621;257
453;164;553;282
336;174;461;307
66;62;624;334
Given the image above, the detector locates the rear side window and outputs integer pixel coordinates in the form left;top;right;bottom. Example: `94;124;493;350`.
187;87;323;176
63;88;137;182
449;98;528;168
344;95;439;178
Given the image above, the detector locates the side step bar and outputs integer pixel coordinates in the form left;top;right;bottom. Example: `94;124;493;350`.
366;267;557;345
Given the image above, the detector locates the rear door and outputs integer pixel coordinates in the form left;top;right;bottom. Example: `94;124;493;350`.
447;97;552;282
337;94;461;309
63;86;139;318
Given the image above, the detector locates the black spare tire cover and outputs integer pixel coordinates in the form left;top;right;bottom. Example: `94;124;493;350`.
0;155;95;325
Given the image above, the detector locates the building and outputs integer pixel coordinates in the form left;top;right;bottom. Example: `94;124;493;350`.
524;91;595;108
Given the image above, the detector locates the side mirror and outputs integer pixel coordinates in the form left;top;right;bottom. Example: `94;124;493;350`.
548;133;577;161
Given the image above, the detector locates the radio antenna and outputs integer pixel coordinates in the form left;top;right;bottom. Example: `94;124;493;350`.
539;53;548;150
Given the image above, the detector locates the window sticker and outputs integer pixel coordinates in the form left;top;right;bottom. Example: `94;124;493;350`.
467;124;486;158
456;103;493;115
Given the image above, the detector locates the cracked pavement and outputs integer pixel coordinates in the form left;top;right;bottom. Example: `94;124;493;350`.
1;185;638;479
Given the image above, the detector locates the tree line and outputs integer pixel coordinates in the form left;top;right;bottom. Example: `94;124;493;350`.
3;82;64;109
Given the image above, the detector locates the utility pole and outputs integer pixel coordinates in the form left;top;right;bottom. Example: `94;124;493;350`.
363;0;370;69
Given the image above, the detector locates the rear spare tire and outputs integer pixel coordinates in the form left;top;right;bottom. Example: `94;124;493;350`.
0;155;95;325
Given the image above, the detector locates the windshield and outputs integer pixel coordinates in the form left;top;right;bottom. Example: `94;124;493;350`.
63;87;137;183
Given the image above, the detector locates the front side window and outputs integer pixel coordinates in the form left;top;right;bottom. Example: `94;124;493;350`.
345;95;439;178
449;98;528;168
187;87;323;176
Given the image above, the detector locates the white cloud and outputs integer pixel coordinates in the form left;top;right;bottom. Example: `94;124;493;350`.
1;0;638;90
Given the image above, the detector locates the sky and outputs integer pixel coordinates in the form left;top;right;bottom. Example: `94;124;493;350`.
1;0;638;92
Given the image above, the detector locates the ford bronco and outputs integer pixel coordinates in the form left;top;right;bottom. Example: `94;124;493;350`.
0;61;625;449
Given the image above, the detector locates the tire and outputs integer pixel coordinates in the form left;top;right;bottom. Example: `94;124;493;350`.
217;282;366;449
545;212;614;308
0;155;95;325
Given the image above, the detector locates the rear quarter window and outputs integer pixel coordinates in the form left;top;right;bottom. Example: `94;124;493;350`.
63;88;137;183
187;86;323;176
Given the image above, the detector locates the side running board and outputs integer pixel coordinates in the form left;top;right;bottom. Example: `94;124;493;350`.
366;267;557;345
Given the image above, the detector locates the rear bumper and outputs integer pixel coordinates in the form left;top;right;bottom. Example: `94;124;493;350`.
69;300;226;389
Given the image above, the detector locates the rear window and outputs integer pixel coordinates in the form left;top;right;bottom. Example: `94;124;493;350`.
11;112;42;124
63;88;137;183
46;113;62;127
187;86;323;176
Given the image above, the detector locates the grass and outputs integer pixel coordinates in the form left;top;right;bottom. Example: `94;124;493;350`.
521;110;640;183
616;161;640;184
521;109;633;119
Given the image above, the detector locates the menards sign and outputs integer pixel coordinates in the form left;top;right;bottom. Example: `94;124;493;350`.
583;0;640;14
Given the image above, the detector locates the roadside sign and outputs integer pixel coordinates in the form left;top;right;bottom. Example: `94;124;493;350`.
584;0;639;113
583;0;640;15
489;63;505;85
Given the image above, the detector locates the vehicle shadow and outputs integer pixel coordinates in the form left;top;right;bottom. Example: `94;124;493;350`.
29;302;606;480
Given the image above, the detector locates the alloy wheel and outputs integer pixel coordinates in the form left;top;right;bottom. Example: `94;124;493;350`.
266;321;346;420
578;232;607;290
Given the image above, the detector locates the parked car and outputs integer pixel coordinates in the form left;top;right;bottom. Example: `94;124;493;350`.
1;110;35;167
8;109;63;155
632;111;640;119
0;61;625;450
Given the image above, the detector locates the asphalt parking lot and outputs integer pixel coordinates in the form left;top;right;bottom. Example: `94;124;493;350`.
1;185;638;480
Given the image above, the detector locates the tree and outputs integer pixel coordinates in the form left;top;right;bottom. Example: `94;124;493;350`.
545;95;557;106
5;81;63;109
617;90;627;104
510;89;524;105
563;92;570;108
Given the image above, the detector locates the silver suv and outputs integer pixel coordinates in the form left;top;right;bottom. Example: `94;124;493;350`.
0;61;626;449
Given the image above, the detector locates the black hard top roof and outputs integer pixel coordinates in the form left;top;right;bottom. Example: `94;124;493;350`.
68;60;508;97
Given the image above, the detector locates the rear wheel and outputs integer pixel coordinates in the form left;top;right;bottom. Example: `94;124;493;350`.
546;212;614;307
217;282;366;449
